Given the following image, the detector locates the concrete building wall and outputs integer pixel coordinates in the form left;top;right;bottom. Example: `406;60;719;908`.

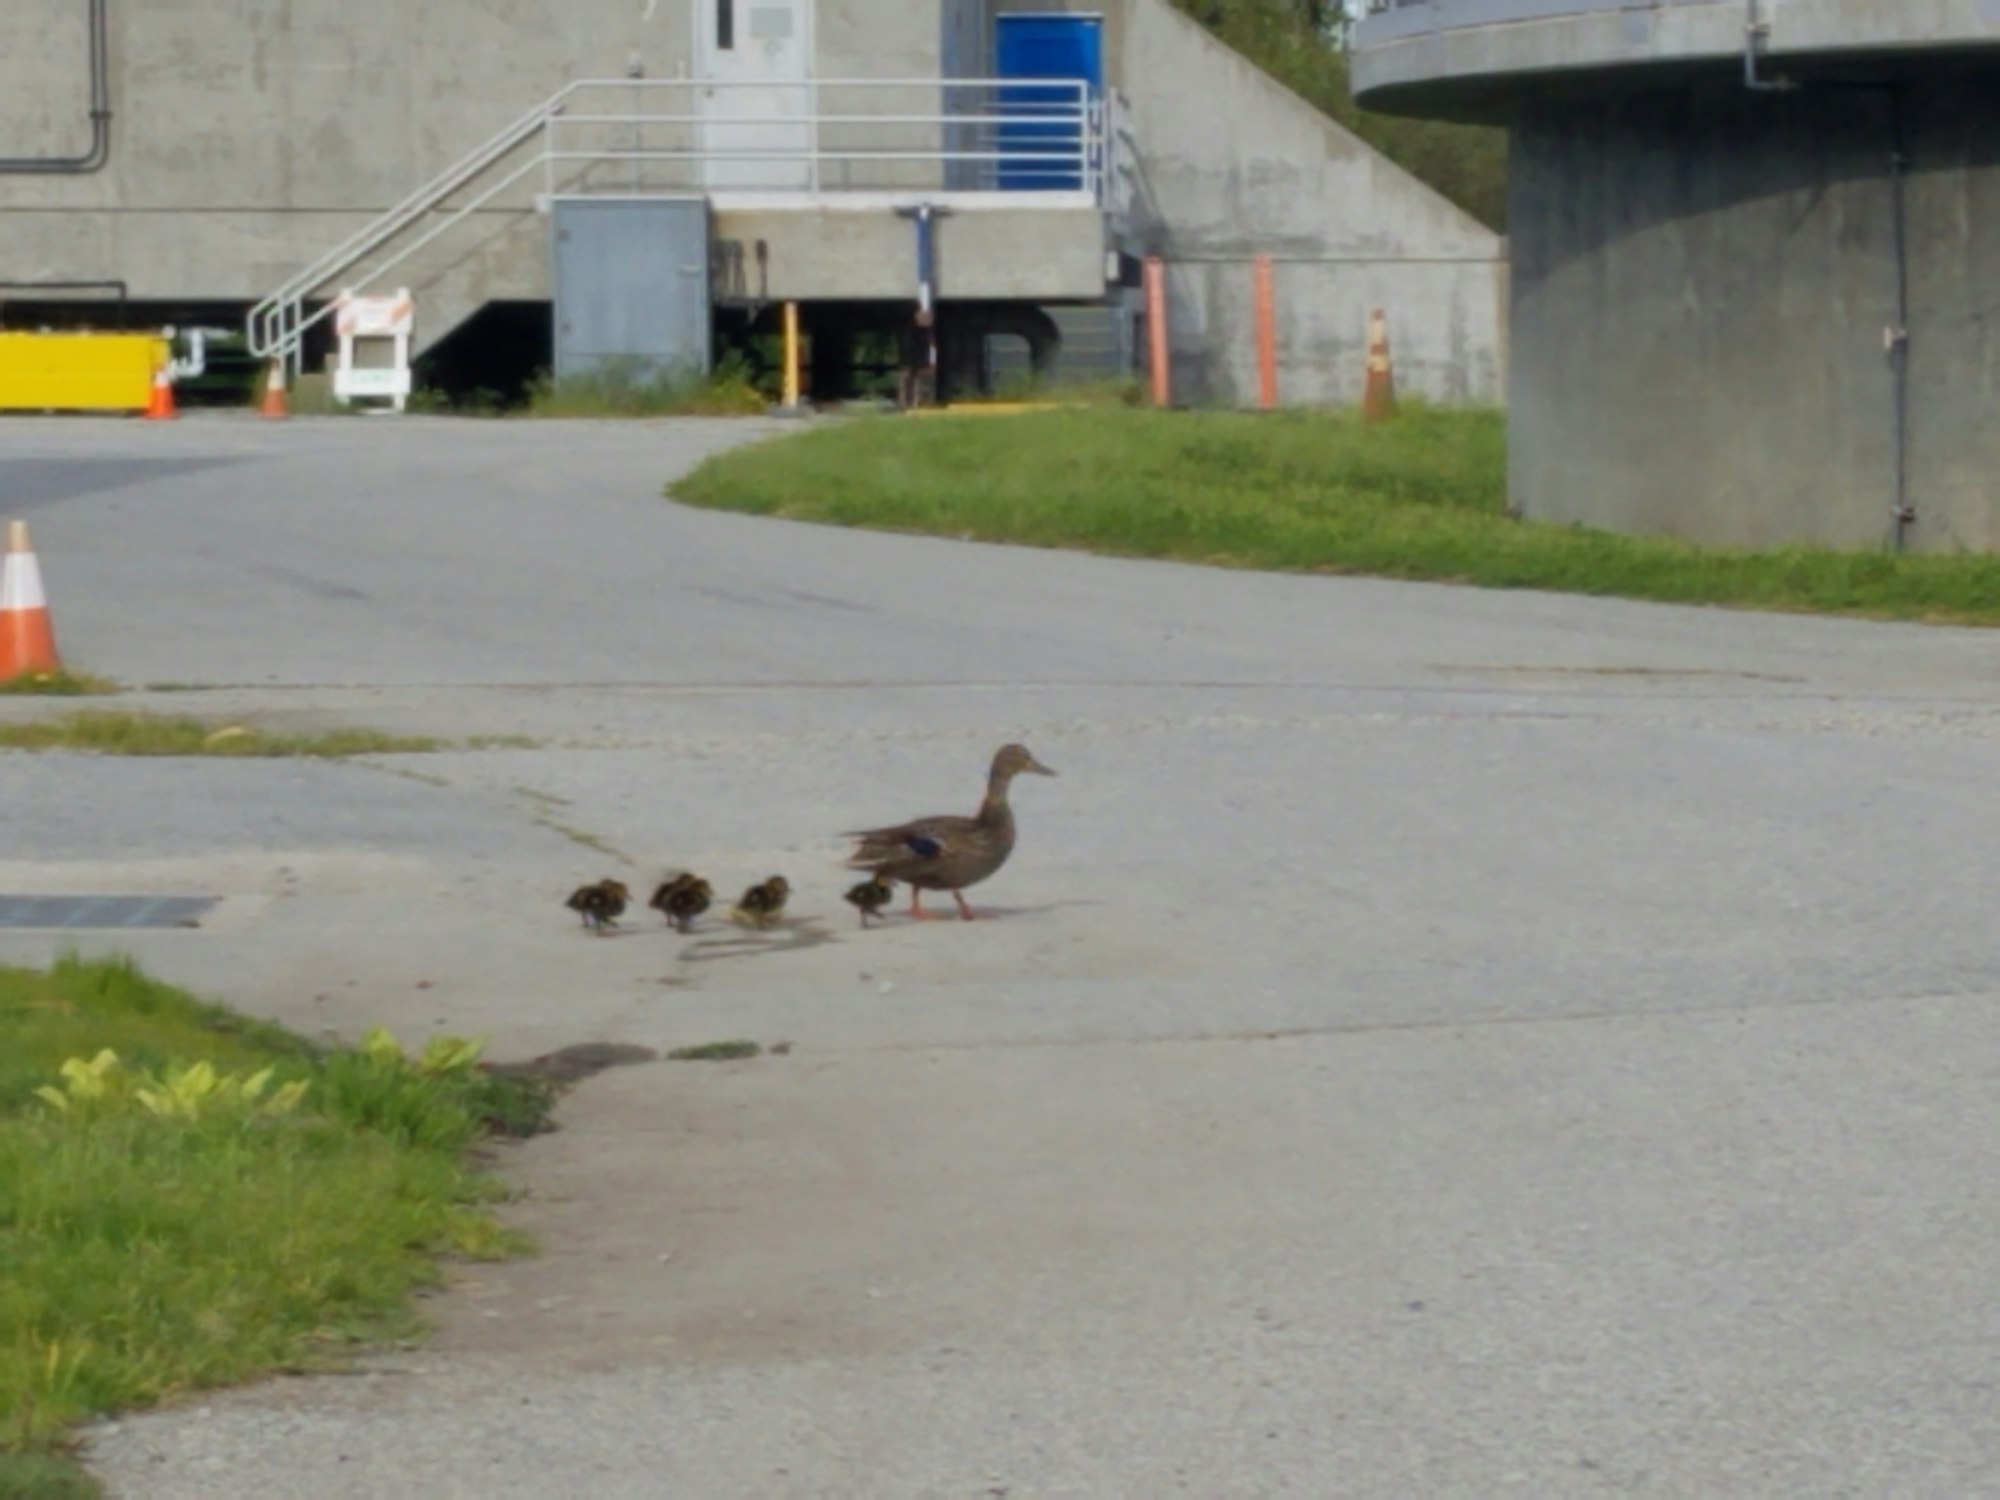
1;0;1506;407
0;0;688;314
941;0;988;79
1511;75;2000;553
2;0;688;212
1357;0;2000;120
714;205;1107;301
1358;1;2000;551
814;0;955;191
0;0;1006;336
995;0;1507;406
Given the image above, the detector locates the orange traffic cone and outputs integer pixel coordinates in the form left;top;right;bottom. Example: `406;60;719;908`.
0;520;61;684
1361;307;1397;425
259;360;289;420
145;365;178;421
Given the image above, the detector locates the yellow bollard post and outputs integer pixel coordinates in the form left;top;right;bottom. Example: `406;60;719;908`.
782;301;801;410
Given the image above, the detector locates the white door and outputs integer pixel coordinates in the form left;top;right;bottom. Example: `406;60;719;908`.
695;0;814;191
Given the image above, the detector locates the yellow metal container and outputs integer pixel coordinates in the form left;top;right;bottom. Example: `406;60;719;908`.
0;332;167;413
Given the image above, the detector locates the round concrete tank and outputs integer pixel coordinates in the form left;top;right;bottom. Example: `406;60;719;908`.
1354;0;2000;552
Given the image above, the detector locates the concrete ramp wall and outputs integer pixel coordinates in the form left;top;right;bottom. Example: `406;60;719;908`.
1109;0;1507;406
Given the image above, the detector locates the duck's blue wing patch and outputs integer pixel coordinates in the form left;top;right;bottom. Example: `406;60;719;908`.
903;832;946;858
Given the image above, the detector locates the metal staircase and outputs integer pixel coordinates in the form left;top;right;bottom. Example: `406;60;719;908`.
246;85;569;376
245;77;1113;377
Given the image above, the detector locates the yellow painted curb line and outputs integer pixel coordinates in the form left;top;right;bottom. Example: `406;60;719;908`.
905;402;1075;418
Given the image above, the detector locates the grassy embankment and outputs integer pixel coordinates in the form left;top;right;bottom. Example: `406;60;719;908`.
675;405;2000;625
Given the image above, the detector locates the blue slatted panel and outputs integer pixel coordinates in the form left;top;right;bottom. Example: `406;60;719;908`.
995;14;1103;191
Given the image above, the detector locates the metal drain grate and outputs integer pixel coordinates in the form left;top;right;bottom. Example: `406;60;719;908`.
0;895;219;930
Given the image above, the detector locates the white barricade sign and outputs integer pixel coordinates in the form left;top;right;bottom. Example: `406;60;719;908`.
331;288;416;413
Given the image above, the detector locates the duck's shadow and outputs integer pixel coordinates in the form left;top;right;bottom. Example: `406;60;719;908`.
679;918;840;963
612;899;1104;961
896;898;1102;922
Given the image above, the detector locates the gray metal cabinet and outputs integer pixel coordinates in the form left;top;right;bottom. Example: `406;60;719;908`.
552;198;712;381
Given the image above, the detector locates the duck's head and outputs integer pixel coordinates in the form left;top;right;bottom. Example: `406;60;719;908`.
992;743;1057;781
766;875;791;898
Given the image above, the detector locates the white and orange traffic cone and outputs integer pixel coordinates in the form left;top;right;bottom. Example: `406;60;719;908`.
145;364;178;421
0;520;61;684
259;360;289;420
1361;307;1397;425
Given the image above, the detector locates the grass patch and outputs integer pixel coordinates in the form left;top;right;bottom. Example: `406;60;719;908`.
0;956;549;1473
666;1040;762;1062
0;712;438;758
0;1451;99;1498
527;354;769;419
0;670;119;699
674;405;2000;626
939;376;1147;411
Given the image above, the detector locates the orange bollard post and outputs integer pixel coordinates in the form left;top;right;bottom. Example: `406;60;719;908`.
1145;256;1171;408
1362;307;1397;424
1254;255;1278;411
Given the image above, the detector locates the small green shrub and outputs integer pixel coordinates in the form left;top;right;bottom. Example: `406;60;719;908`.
527;353;770;418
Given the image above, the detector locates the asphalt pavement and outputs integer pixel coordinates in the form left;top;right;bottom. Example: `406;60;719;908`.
2;413;1997;1497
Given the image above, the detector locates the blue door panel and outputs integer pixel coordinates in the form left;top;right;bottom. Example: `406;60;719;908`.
996;14;1102;191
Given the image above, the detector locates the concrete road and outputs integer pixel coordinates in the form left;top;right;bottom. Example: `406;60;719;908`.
4;415;2000;1496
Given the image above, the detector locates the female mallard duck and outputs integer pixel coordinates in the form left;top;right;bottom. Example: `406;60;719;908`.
842;743;1056;921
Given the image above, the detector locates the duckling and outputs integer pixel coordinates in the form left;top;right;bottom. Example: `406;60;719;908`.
843;874;895;928
565;878;631;935
649;872;714;933
730;875;791;930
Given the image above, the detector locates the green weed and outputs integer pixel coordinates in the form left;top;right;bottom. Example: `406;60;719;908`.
0;670;119;698
0;712;439;757
0;960;546;1468
527;353;769;418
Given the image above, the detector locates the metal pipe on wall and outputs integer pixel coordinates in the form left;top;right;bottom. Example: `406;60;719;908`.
1742;0;1797;93
1886;89;1913;550
0;0;112;173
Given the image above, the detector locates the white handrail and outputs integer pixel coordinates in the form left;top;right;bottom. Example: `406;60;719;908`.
247;76;1109;370
247;82;590;365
